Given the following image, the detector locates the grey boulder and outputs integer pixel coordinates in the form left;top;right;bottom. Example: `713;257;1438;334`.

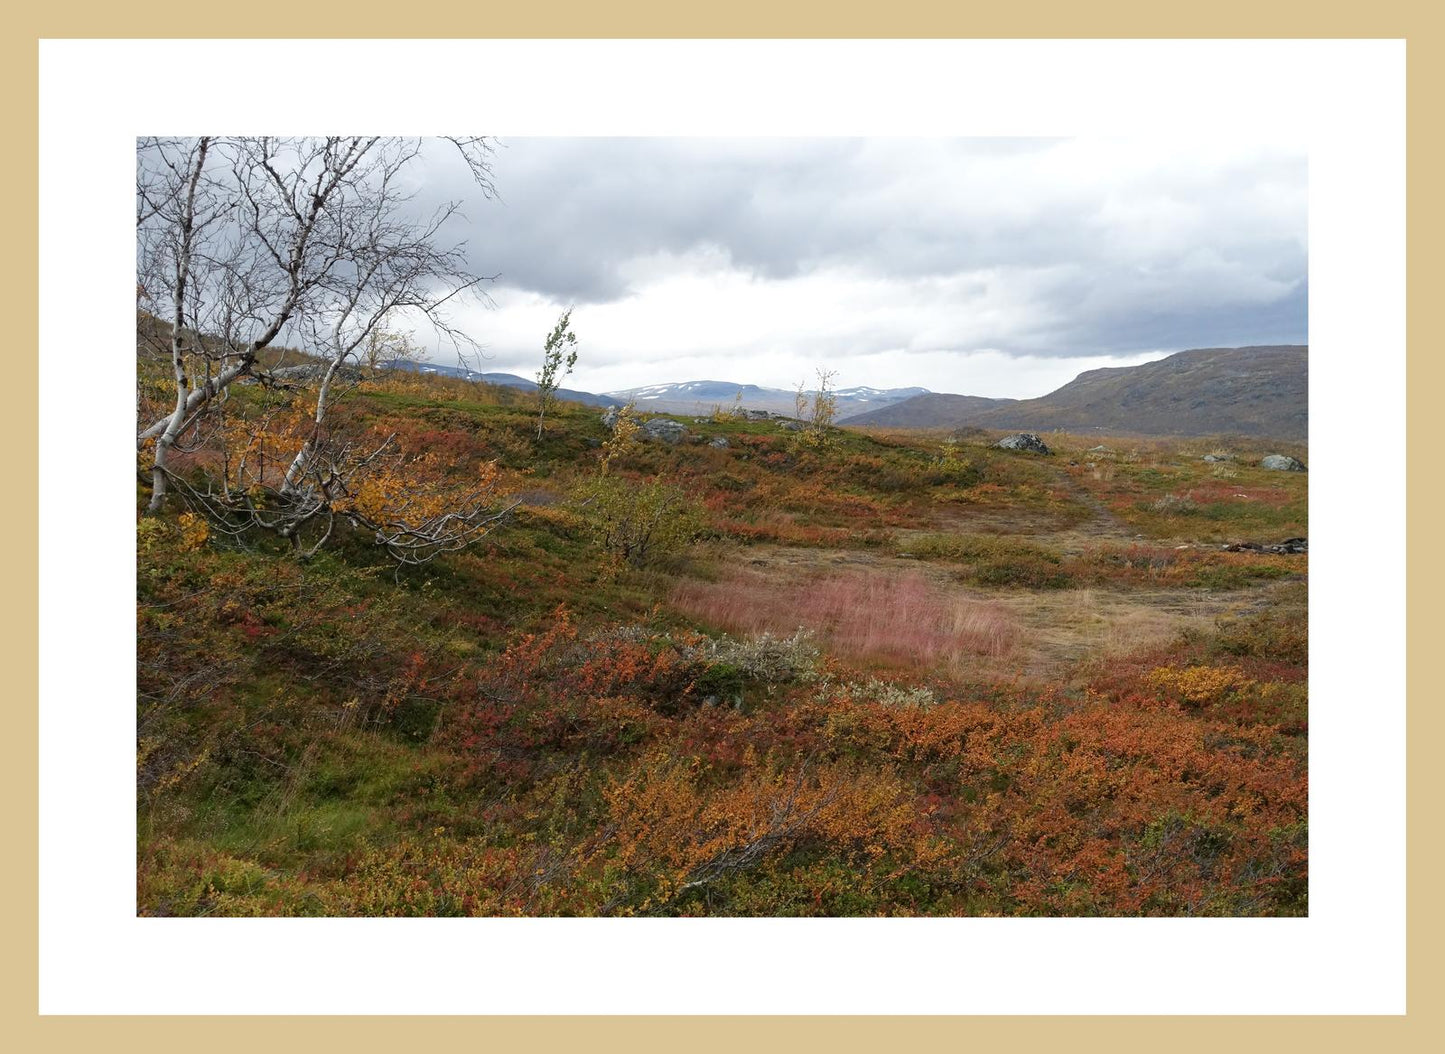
993;432;1052;455
1259;454;1306;472
641;418;689;444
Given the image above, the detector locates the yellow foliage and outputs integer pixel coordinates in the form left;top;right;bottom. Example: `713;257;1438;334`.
1145;664;1255;706
600;404;641;475
177;512;210;551
136;517;169;555
349;453;500;531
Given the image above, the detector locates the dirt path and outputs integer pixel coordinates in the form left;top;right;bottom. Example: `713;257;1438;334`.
899;457;1141;556
1046;465;1140;549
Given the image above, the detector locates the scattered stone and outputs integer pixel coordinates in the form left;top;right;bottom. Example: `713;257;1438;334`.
1202;454;1237;463
778;420;803;432
708;436;730;449
993;432;1053;455
1260;454;1306;472
641;418;689;444
1088;444;1111;452
1223;537;1308;555
601;405;621;429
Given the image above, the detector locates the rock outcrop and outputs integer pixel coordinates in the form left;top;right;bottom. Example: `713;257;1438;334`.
993;432;1052;455
1224;537;1307;555
1259;454;1306;472
641;418;689;444
266;363;363;384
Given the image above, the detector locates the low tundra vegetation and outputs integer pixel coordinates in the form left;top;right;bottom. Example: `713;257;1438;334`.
138;365;1307;917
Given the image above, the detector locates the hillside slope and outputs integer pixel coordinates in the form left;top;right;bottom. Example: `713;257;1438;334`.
386;362;614;407
842;346;1308;439
836;393;1017;428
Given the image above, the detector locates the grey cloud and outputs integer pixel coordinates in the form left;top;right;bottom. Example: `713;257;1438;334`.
414;137;1306;359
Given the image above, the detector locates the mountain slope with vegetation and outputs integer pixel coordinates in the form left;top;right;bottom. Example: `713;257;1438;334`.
384;360;615;407
841;346;1308;439
836;392;1018;429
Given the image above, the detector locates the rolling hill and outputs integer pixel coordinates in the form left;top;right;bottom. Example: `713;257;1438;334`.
386;362;615;407
833;393;1018;429
840;345;1307;439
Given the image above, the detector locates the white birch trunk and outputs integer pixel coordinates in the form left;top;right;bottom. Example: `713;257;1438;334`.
145;139;209;513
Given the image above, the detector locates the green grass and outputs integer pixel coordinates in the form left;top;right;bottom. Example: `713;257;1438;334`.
897;532;1072;588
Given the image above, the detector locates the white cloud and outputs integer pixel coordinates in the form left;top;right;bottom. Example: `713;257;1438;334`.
397;136;1307;396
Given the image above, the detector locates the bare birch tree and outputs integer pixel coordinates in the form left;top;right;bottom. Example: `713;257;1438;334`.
137;136;512;561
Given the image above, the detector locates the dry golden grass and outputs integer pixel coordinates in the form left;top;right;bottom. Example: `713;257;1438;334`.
670;566;1021;675
670;546;1270;685
993;587;1233;678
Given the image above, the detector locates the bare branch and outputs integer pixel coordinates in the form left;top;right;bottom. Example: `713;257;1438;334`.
137;136;499;540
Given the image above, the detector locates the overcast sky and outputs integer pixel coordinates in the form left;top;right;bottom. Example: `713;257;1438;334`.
409;137;1306;398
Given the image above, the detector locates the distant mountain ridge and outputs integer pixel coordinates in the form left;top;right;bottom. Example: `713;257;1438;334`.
395;345;1307;439
389;364;927;418
604;380;931;418
840;346;1307;439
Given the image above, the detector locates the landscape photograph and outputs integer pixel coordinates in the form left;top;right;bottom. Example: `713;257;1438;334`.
135;135;1308;918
